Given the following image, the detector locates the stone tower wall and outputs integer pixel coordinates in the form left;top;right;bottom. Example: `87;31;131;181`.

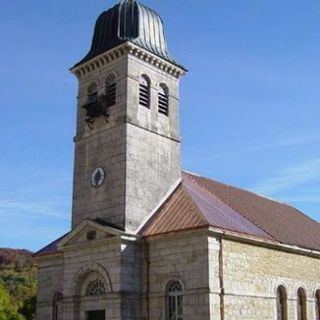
72;50;182;231
125;55;181;231
72;56;128;229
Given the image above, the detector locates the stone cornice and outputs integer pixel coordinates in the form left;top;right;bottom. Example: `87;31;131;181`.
144;226;320;258
70;41;187;79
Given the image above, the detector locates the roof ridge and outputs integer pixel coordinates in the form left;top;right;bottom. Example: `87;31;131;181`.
183;172;277;241
192;173;320;227
183;171;320;226
182;171;296;208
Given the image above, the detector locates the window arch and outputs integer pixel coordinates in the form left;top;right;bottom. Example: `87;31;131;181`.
139;75;151;108
315;289;320;320
166;280;183;320
276;285;287;320
52;292;63;320
105;73;117;107
158;83;169;116
87;82;98;104
297;287;307;320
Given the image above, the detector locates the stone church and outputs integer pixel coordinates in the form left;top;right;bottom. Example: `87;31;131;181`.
34;1;320;319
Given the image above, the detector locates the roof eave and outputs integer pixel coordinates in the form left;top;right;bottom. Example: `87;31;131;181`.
208;226;320;258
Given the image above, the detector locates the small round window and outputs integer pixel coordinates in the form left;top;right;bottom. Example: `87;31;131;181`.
86;230;97;241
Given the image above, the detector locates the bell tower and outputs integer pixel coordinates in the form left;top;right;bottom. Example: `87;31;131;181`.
70;0;186;231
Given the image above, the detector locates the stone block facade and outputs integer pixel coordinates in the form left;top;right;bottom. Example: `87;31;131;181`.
209;235;320;320
36;227;320;320
36;224;142;320
72;50;182;232
146;230;211;320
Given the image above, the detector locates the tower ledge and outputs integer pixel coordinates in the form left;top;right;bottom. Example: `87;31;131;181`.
70;41;187;80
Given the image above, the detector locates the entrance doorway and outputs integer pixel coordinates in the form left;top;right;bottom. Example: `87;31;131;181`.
86;310;105;320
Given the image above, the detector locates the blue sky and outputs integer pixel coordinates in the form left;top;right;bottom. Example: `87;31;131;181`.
0;0;319;251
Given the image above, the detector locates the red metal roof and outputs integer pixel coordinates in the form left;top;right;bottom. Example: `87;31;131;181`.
139;182;209;236
35;171;320;256
142;172;320;251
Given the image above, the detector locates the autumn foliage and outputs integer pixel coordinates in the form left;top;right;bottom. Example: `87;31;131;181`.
0;249;36;320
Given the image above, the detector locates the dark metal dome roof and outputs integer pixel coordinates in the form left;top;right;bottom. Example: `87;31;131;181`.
75;0;174;67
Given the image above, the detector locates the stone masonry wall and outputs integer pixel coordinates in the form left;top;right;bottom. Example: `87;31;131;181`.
126;123;181;230
61;235;123;320
72;51;183;232
209;237;320;320
36;255;64;320
146;230;211;320
36;227;126;320
125;55;182;231
72;56;128;229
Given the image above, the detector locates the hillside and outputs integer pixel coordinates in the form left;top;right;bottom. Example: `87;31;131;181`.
0;248;36;320
0;249;34;269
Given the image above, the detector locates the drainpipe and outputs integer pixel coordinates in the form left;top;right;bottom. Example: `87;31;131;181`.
219;237;225;320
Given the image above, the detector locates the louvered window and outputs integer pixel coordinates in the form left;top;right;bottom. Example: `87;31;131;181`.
158;84;169;116
166;280;183;320
87;82;98;104
276;286;287;320
139;75;151;108
105;74;116;107
297;288;307;320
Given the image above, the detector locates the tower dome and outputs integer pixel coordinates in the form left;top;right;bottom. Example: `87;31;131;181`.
75;0;174;67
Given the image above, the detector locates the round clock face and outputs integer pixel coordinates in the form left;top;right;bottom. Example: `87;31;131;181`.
91;167;105;188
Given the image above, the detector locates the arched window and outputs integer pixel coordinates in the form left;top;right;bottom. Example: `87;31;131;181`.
166;280;183;320
158;83;169;116
316;289;320;320
85;275;107;297
105;74;117;107
139;75;151;108
276;285;287;320
297;287;307;320
52;292;63;320
87;82;98;104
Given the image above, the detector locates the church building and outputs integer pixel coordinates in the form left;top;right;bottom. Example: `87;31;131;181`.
34;1;320;319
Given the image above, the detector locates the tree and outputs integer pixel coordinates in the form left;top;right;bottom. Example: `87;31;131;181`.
0;283;23;320
19;296;36;320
